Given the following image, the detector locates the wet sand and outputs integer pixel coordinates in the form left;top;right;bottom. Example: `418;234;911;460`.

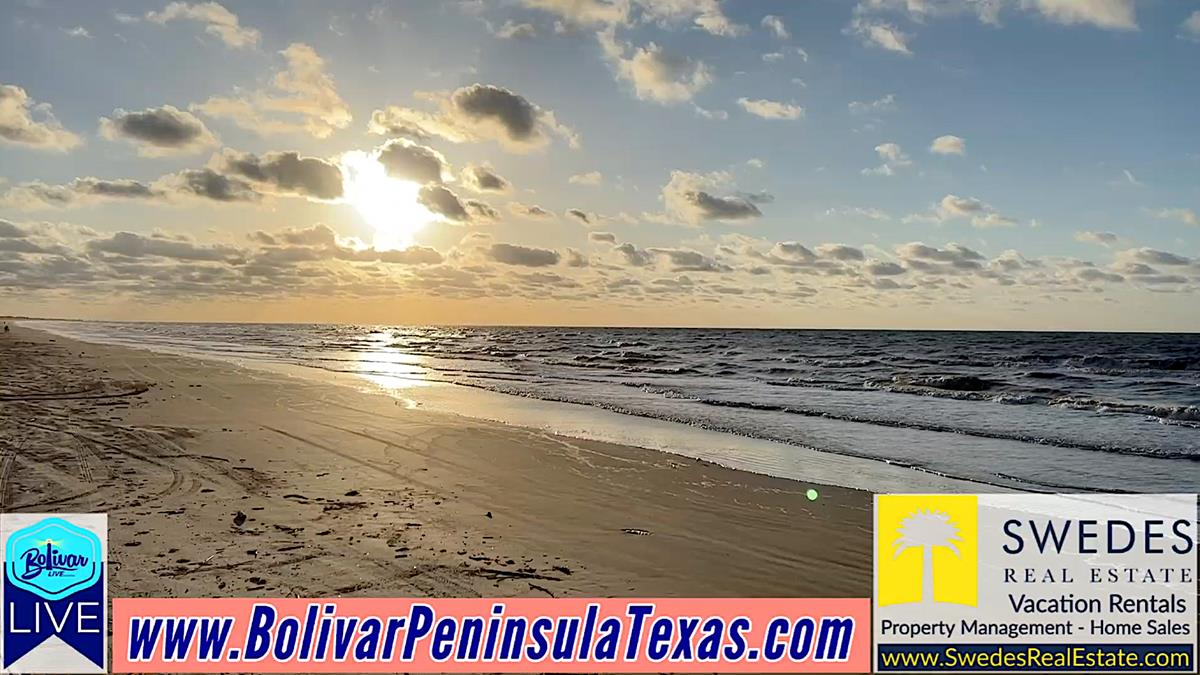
0;324;872;599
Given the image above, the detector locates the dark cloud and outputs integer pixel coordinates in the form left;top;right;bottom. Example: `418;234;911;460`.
159;169;260;203
567;208;592;225
589;231;617;244
368;84;578;152
460;163;511;193
100;105;217;156
867;261;906;276
86;231;242;262
376;139;449;184
689;191;761;220
896;242;985;273
649;248;731;272
488;243;560;267
464;199;499;221
662;171;765;224
615;242;654;267
214;149;343;200
816;244;865;261
418;185;470;222
509;202;553;218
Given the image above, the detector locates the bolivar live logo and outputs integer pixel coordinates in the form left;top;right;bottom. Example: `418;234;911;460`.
2;514;107;674
874;494;1197;673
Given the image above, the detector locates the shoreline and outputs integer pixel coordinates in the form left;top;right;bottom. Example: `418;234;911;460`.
1;324;874;598
22;318;997;495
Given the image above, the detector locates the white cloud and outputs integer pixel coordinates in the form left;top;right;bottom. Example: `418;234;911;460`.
145;1;261;48
761;14;790;39
1023;0;1136;30
62;26;92;38
848;93;897;115
847;18;911;54
568;171;604;185
193;43;351;139
1075;231;1117;246
862;142;912;176
930;134;966;155
0;84;82;152
1182;11;1200;40
737;97;804;120
598;29;712;105
1152;208;1199;226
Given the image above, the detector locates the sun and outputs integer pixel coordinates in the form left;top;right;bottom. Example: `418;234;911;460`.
340;150;437;250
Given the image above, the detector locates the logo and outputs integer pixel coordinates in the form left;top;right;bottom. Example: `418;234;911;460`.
873;494;1197;674
876;494;977;607
2;513;107;674
5;517;101;599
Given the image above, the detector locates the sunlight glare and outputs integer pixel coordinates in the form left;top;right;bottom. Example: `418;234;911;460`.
340;150;437;250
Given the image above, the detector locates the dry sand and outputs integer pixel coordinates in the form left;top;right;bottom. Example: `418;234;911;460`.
0;324;872;599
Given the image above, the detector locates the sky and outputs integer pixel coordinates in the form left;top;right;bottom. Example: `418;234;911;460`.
1;0;1199;330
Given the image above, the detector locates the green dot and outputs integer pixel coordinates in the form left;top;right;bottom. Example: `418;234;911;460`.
806;488;819;501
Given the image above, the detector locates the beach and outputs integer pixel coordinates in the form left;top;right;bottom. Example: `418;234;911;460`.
0;324;872;600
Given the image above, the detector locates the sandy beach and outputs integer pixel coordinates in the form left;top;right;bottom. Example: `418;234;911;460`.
0;324;872;600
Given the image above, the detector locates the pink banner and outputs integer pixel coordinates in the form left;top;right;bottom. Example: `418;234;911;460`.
112;597;869;672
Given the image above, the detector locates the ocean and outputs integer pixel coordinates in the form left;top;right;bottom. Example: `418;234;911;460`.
29;321;1200;494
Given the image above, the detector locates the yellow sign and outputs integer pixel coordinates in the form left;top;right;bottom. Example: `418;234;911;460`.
876;494;978;607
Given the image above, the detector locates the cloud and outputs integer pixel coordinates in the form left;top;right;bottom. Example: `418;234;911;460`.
1074;231;1117;246
1182;11;1200;40
1152;207;1199;226
598;29;712;105
1;169;260;209
761;14;790;39
154;168;261;203
737;98;804;120
461;163;511;193
589;231;617;244
568;208;604;226
86;231;242;262
1024;0;1136;30
867;260;906;276
848;93;897;115
375;139;450;184
369;84;577;152
493;20;537;39
418;185;471;222
862;142;912;176
847;18;911;54
816;244;865;261
661;171;764;225
193;43;351;139
99;105;218;156
520;0;628;28
145;1;261;48
488;243;560;266
62;26;92;38
568;171;604;185
924;194;1017;228
930;134;966;155
212;149;343;200
0;84;82;151
649;248;730;272
1117;247;1191;267
508;202;554;218
896;242;986;273
615;242;655;267
637;0;745;36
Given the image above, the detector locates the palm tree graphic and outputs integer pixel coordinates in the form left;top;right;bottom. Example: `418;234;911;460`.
894;509;962;604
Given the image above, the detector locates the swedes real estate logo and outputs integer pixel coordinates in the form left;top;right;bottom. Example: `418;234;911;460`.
874;494;1197;673
1;514;107;674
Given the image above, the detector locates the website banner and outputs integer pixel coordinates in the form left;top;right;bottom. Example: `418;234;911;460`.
873;493;1197;673
112;597;869;672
